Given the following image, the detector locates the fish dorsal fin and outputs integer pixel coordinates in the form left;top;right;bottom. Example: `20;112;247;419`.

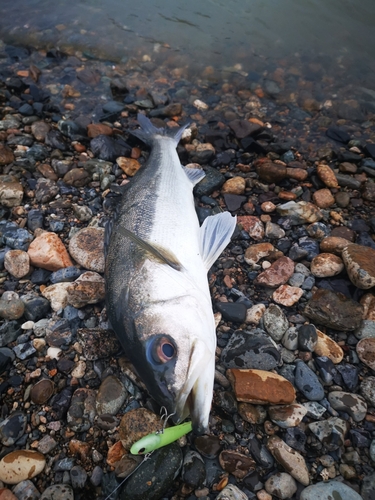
117;226;182;271
183;166;206;186
199;212;237;270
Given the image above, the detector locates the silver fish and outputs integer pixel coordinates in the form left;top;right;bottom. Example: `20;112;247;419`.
105;114;236;434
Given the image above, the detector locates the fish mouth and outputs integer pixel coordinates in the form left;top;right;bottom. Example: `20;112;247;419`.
174;340;215;435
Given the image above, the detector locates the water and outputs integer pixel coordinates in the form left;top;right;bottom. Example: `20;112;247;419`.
1;0;375;81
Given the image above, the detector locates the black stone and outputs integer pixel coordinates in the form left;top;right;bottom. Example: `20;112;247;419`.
248;436;274;468
326;127;350;144
45;129;68;151
181;451;206;489
0;321;22;347
241;137;267;154
336;364;359;391
315;356;335;384
215;302;247;323
30;268;51;285
22;296;50;321
194;166;225;197
223;194;247;211
18;103;34;116
284;427;306;453
365;143;375;159
194;435;222;459
90;135;131;162
50;267;82;284
120;443;183;500
349;429;371;448
27;209;44;232
26;144;50;161
298;324;318;352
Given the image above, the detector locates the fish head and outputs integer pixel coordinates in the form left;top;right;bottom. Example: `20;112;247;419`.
131;294;216;435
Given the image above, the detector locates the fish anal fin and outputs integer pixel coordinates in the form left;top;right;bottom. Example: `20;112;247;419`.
200;212;237;270
183;166;206;186
117;226;182;271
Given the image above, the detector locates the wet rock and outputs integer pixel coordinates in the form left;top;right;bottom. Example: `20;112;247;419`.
276;201;322;225
300;481;363;500
87;123;113;138
0;296;25;320
303;401;326;419
265;472;297;499
215;302;247;323
357;338;375;371
67;388;96;432
72;204;92;222
255;257;295;288
244;242;275;266
116;157;141;176
245;304;266;325
42;282;71;311
310;253;344;277
4;249;30;279
0;411;27;446
362;181;375;201
342;243;375;289
40;484;74;500
222;177;246;195
298;324;318;352
194;435;222;459
30;379;54;404
0;488;18;500
268;404;307;428
218;450;255;479
267;436;309;485
263;304;289;341
0;450;45;484
0;175;23;207
313;329;344;364
308;417;348;450
304;288;363;330
96;375;127;415
70;465;87;489
237;215;264;240
221;329;280;370
67;271;105;308
35;178;59;203
68;227;105;273
22;295;50;322
50;266;82;284
360;376;375;406
119;443;182;500
181;451;206;489
0;145;15;166
294;360;324;401
63;168;92;187
90;135;130;162
273;285;303;306
28;232;73;271
194;166;224;197
119;408;161;451
317;164;339;188
227;369;296;404
328;391;367;422
284;426;307;452
320;236;351;255
238;403;267;424
312;188;335;208
31;121;50;141
12;480;40;500
78;328;120;360
216;484;248;500
45;129;67;150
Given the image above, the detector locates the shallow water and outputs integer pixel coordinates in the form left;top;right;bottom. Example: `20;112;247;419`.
1;0;375;80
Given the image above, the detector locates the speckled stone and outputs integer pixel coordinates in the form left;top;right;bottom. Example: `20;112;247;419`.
68;227;105;273
267;436;309;485
96;375;128;415
342;243;375;289
328;391;367;422
300;481;363;500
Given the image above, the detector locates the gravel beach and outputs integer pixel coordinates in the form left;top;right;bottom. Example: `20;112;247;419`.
0;42;374;500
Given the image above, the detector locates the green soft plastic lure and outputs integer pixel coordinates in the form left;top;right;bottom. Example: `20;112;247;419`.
130;421;193;455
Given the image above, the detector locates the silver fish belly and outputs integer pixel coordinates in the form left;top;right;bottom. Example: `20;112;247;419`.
105;114;236;434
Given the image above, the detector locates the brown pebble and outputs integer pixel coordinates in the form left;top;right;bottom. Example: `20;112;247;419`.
30;379;54;404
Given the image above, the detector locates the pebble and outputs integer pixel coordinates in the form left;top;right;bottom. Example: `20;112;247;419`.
310;253;344;277
304;289;363;330
0;175;24;207
37;435;58;454
70;465;87;489
40;485;74;500
267;436;309;485
215;302;247;323
294;360;324;401
119;443;183;500
219;450;255;479
328;391;367;421
360;376;375;406
42;282;71;311
237;215;264;240
194;435;222;458
0;450;45;484
263;304;289;341
272;285;303;306
0;411;27;446
342;243;375;289
119;408;161;451
96;375;128;415
0;297;25;320
244;242;275;266
355;320;375;339
308;417;348;450
221;329;280;370
0;489;17;500
357;338;375;371
4;250;30;279
268;404;307;428
264;472;297;499
298;324;318;352
227;369;296;404
313;329;344;363
245;304;266;324
238;403;267;424
12;480;40;500
68;227;105;273
66;271;105;308
276;201;322;225
312;188;335;208
216;484;248;500
222;176;246;195
30;379;54;404
28;232;73;271
181;451;206;489
317;163;339;188
67;388;96;432
300;481;363;500
255;256;295;287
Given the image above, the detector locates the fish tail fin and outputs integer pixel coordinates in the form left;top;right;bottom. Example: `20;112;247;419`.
131;113;189;146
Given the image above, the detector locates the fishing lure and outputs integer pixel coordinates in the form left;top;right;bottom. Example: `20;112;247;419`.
130;421;193;455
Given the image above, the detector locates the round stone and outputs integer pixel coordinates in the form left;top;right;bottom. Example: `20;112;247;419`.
96;376;128;415
30;379;54;404
342;244;375;289
69;227;105;273
265;472;297;499
4;250;30;279
357;338;375;371
300;481;363;500
0;450;46;484
310;253;344;277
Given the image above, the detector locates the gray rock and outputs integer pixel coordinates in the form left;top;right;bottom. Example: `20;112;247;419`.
221;328;280;370
67;388;96;432
362;472;375;500
216;484;248;500
265;472;297;500
355;320;375;339
360;376;375;406
12;480;40;500
194;166;225;197
37;435;58;454
294;360;324;401
308;417;348;450
289;272;305;287
96;375;128;415
263;304;289;341
40;484;74;500
70;465;88;489
370;440;375;463
90;466;103;487
0;411;27;446
328;391;367;422
282;327;298;350
303;401;327;419
301;481;363;500
298;324;318;352
181;450;206;489
120;443;183;500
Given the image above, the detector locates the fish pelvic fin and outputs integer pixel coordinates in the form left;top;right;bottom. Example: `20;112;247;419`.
183;165;206;186
117;226;183;272
131;113;189;146
199;212;237;270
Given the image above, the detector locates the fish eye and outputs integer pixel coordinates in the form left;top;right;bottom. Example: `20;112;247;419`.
147;336;177;365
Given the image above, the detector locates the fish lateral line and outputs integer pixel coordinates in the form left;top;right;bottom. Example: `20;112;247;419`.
117;226;183;271
130;421;193;455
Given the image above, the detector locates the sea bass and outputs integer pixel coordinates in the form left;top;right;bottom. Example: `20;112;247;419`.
105;114;236;434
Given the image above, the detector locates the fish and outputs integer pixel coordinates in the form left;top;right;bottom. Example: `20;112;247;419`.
105;113;236;434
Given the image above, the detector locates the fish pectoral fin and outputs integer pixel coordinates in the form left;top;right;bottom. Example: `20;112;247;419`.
182;165;206;186
199;212;237;270
117;226;183;271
